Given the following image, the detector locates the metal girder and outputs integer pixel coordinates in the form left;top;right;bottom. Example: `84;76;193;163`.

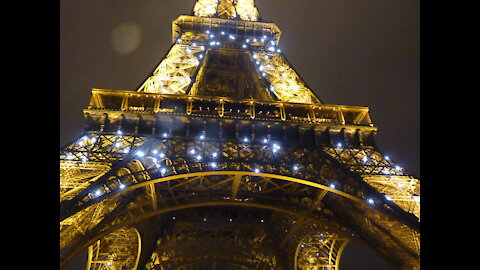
60;133;419;270
86;88;373;128
60;132;147;164
252;51;320;104
193;0;260;21
295;232;349;270
137;31;321;104
59;142;419;268
138;43;205;94
59;0;420;269
60;137;416;225
231;173;242;199
86;227;141;270
323;146;420;219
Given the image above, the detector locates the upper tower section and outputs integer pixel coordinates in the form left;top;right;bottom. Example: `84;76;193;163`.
193;0;260;21
85;0;376;139
137;0;321;104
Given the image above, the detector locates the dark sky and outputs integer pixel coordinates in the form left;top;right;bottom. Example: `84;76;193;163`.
60;0;419;269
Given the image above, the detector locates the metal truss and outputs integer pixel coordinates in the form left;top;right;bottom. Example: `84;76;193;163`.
60;133;147;203
252;51;320;104
137;30;321;103
60;132;147;164
138;0;321;104
60;161;110;202
193;0;260;21
138;41;205;94
295;232;349;270
323;146;420;218
60;137;382;219
193;0;221;19
86;88;371;127
86;227;141;270
60;0;420;269
61;102;419;269
60;135;419;269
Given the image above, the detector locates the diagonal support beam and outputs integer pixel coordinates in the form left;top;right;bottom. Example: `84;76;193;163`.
309;189;328;212
148;183;157;211
231;174;242;200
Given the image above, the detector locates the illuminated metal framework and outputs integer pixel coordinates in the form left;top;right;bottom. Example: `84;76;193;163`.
60;1;420;269
193;0;260;21
140;10;319;104
86;227;141;270
295;232;349;270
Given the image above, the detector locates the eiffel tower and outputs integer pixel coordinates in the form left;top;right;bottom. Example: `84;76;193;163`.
60;1;420;269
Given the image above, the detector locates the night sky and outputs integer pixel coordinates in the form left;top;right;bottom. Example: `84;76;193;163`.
60;0;419;269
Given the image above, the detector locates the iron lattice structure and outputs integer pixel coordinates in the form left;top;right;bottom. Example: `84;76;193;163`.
60;1;420;269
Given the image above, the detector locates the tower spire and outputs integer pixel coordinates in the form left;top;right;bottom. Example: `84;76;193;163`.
193;0;260;21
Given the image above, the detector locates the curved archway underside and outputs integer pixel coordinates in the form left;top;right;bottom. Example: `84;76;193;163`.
60;134;419;269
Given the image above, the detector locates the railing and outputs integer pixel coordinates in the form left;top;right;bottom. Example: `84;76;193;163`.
87;88;374;127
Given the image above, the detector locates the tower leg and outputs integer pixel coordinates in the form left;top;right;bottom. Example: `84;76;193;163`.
86;227;141;270
294;232;349;270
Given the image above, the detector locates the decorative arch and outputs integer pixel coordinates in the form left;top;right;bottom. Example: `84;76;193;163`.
60;138;419;269
61;200;351;267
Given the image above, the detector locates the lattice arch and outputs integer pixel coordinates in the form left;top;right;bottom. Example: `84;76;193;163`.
86;227;141;270
294;232;349;270
60;137;419;269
